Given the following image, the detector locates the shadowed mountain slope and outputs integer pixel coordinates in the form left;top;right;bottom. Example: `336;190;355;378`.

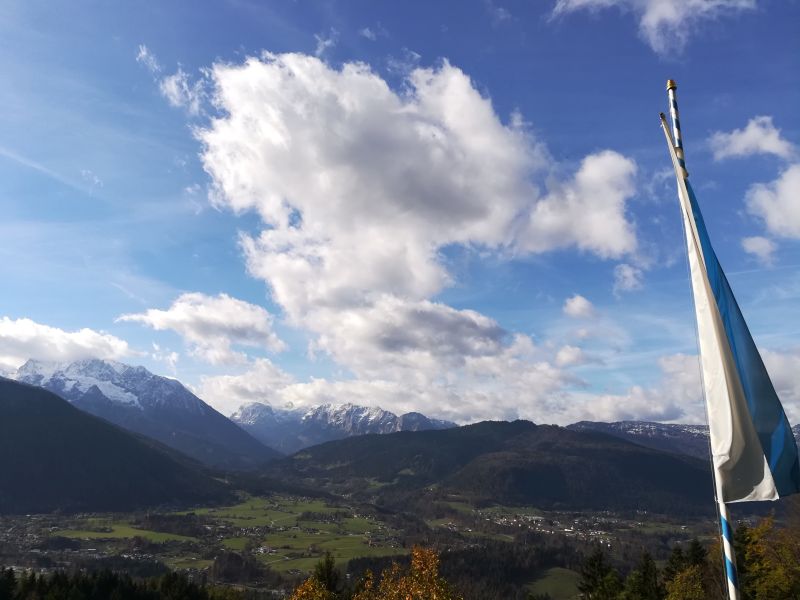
0;377;231;514
266;420;714;515
14;359;279;470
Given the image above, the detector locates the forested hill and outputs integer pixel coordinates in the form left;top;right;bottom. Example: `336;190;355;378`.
0;377;232;514
265;420;713;515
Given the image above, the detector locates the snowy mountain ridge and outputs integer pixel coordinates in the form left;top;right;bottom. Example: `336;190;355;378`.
13;358;278;468
14;358;202;413
568;420;800;460
231;400;455;453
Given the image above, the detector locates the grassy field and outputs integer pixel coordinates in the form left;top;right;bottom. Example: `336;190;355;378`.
55;495;405;575
528;567;580;600
59;523;197;543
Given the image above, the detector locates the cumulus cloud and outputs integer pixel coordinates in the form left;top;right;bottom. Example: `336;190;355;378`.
563;353;705;424
762;348;800;424
551;0;756;55
0;317;131;371
200;54;636;311
196;358;295;415
193;52;640;421
555;345;587;367
741;235;776;266
306;296;511;380
561;348;800;425
196;335;573;424
118;292;285;365
563;294;595;318
709;116;795;161
517;150;637;258
613;263;643;294
745;164;800;238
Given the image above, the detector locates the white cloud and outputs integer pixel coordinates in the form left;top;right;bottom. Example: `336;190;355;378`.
195;337;572;424
551;0;756;55
0;317;131;371
359;27;377;41
485;0;512;25
196;358;295;415
80;169;103;188
136;44;205;116
306;296;512;381
555;344;587;367
564;353;705;423
136;44;161;73
118;292;285;365
150;343;179;374
762;348;800;424
741;235;776;266
200;54;636;315
517;150;637;258
613;263;643;294
746;164;800;238
709;116;795;161
562;348;800;425
314;28;338;57
563;294;595;318
195;52;640;423
159;68;205;116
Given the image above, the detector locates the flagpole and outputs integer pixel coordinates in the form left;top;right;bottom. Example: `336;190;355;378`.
661;80;741;600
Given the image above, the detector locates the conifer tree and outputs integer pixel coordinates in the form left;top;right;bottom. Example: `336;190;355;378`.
578;548;622;600
313;552;341;594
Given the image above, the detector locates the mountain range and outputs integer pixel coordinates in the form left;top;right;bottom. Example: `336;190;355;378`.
568;420;800;460
265;420;714;515
13;359;279;470
0;377;231;514
231;401;454;453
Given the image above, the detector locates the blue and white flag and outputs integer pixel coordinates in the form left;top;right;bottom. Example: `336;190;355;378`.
662;121;800;502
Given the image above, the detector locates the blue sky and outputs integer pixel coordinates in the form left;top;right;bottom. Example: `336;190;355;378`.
1;0;799;424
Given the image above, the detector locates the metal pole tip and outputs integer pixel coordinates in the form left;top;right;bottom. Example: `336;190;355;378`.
666;79;677;91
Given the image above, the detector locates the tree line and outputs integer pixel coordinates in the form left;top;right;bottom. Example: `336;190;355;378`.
578;514;800;599
0;569;253;600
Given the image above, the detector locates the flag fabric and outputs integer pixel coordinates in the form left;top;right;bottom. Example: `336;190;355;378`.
663;127;800;502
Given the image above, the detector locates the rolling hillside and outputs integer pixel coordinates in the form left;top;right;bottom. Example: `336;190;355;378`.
266;420;714;515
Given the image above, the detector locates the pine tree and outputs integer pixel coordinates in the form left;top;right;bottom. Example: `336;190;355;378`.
578;548;622;600
662;547;686;585
313;552;341;594
685;539;707;567
621;551;663;600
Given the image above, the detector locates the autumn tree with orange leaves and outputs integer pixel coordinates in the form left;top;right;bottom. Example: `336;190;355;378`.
288;546;463;600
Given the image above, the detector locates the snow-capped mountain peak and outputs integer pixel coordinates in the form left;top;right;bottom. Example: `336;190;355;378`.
13;358;204;412
15;358;141;407
231;400;455;453
13;358;278;469
302;403;400;434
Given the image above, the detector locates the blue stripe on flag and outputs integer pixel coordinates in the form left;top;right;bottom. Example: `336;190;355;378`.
685;181;800;497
